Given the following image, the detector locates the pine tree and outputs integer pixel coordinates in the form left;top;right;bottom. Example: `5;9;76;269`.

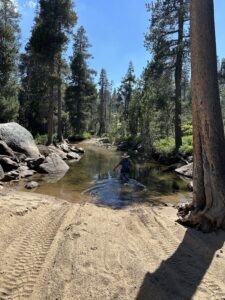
29;0;77;144
0;0;20;122
120;62;136;117
145;0;190;150
98;69;109;136
65;26;97;134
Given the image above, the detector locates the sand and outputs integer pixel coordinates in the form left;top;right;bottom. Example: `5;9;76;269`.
0;188;225;300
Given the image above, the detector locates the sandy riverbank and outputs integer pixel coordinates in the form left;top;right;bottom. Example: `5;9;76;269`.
0;188;225;299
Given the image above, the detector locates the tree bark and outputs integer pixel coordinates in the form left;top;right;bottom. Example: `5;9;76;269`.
47;62;55;146
174;0;184;151
179;0;225;231
57;59;63;142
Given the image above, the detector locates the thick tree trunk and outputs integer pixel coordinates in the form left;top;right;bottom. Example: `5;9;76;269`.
179;0;225;231
174;0;184;151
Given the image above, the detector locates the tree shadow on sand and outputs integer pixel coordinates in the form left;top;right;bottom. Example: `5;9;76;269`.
136;228;225;300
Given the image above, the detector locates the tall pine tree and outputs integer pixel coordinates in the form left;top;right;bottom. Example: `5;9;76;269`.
29;0;77;144
0;0;20;122
65;26;97;134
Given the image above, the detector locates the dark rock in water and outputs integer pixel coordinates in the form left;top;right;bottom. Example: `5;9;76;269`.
67;152;80;160
25;181;39;189
0;141;16;160
77;147;85;154
20;169;36;178
38;153;69;174
0;122;41;158
69;146;85;154
3;170;19;181
37;145;50;157
175;163;193;178
0;164;4;180
26;156;45;170
0;156;19;172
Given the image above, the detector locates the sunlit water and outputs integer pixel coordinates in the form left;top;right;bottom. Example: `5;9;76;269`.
18;144;191;208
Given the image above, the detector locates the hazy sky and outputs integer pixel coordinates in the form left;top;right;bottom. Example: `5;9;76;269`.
18;0;225;87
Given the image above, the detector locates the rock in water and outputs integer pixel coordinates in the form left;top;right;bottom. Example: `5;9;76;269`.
175;163;193;178
67;152;80;160
25;181;39;189
0;164;4;180
38;153;69;174
0;122;40;158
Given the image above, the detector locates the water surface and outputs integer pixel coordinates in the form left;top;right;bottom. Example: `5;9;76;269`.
19;144;191;208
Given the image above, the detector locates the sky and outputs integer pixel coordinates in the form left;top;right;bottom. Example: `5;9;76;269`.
18;0;225;87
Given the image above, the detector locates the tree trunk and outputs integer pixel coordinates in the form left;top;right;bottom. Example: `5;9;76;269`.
174;0;184;151
47;63;55;146
179;0;225;231
57;59;63;142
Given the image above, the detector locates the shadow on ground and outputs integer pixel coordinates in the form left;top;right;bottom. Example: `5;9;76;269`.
136;228;225;300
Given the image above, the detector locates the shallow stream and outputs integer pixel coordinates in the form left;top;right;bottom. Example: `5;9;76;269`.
19;143;191;208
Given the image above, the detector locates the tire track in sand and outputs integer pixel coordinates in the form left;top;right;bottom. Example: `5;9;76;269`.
0;203;70;300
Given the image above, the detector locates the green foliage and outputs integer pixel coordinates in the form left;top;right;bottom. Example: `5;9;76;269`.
180;135;193;155
35;134;48;145
154;132;193;156
154;138;175;154
0;0;20;122
182;123;193;136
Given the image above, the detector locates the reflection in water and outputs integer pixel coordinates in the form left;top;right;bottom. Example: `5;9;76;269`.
20;144;190;206
83;175;146;209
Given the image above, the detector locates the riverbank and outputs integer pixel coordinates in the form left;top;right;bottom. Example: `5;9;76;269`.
0;189;225;299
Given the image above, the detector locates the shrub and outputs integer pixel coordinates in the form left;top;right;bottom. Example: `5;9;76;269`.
154;137;175;154
35;134;48;145
180;135;193;155
182;123;193;136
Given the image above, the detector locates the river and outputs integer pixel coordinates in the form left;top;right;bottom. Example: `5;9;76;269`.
18;143;191;208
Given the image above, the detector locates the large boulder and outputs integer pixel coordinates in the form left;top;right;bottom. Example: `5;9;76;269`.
175;163;193;178
0;122;40;158
38;153;69;174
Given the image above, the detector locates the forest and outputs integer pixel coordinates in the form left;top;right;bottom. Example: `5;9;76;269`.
1;0;224;156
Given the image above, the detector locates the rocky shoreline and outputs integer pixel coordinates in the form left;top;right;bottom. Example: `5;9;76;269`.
0;122;84;189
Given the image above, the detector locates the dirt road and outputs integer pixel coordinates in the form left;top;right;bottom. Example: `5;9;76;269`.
0;190;225;299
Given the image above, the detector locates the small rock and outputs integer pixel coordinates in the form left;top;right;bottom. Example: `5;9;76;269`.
26;156;45;169
175;163;193;178
20;169;36;178
67;152;80;160
0;156;19;172
25;181;39;189
2;170;19;182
